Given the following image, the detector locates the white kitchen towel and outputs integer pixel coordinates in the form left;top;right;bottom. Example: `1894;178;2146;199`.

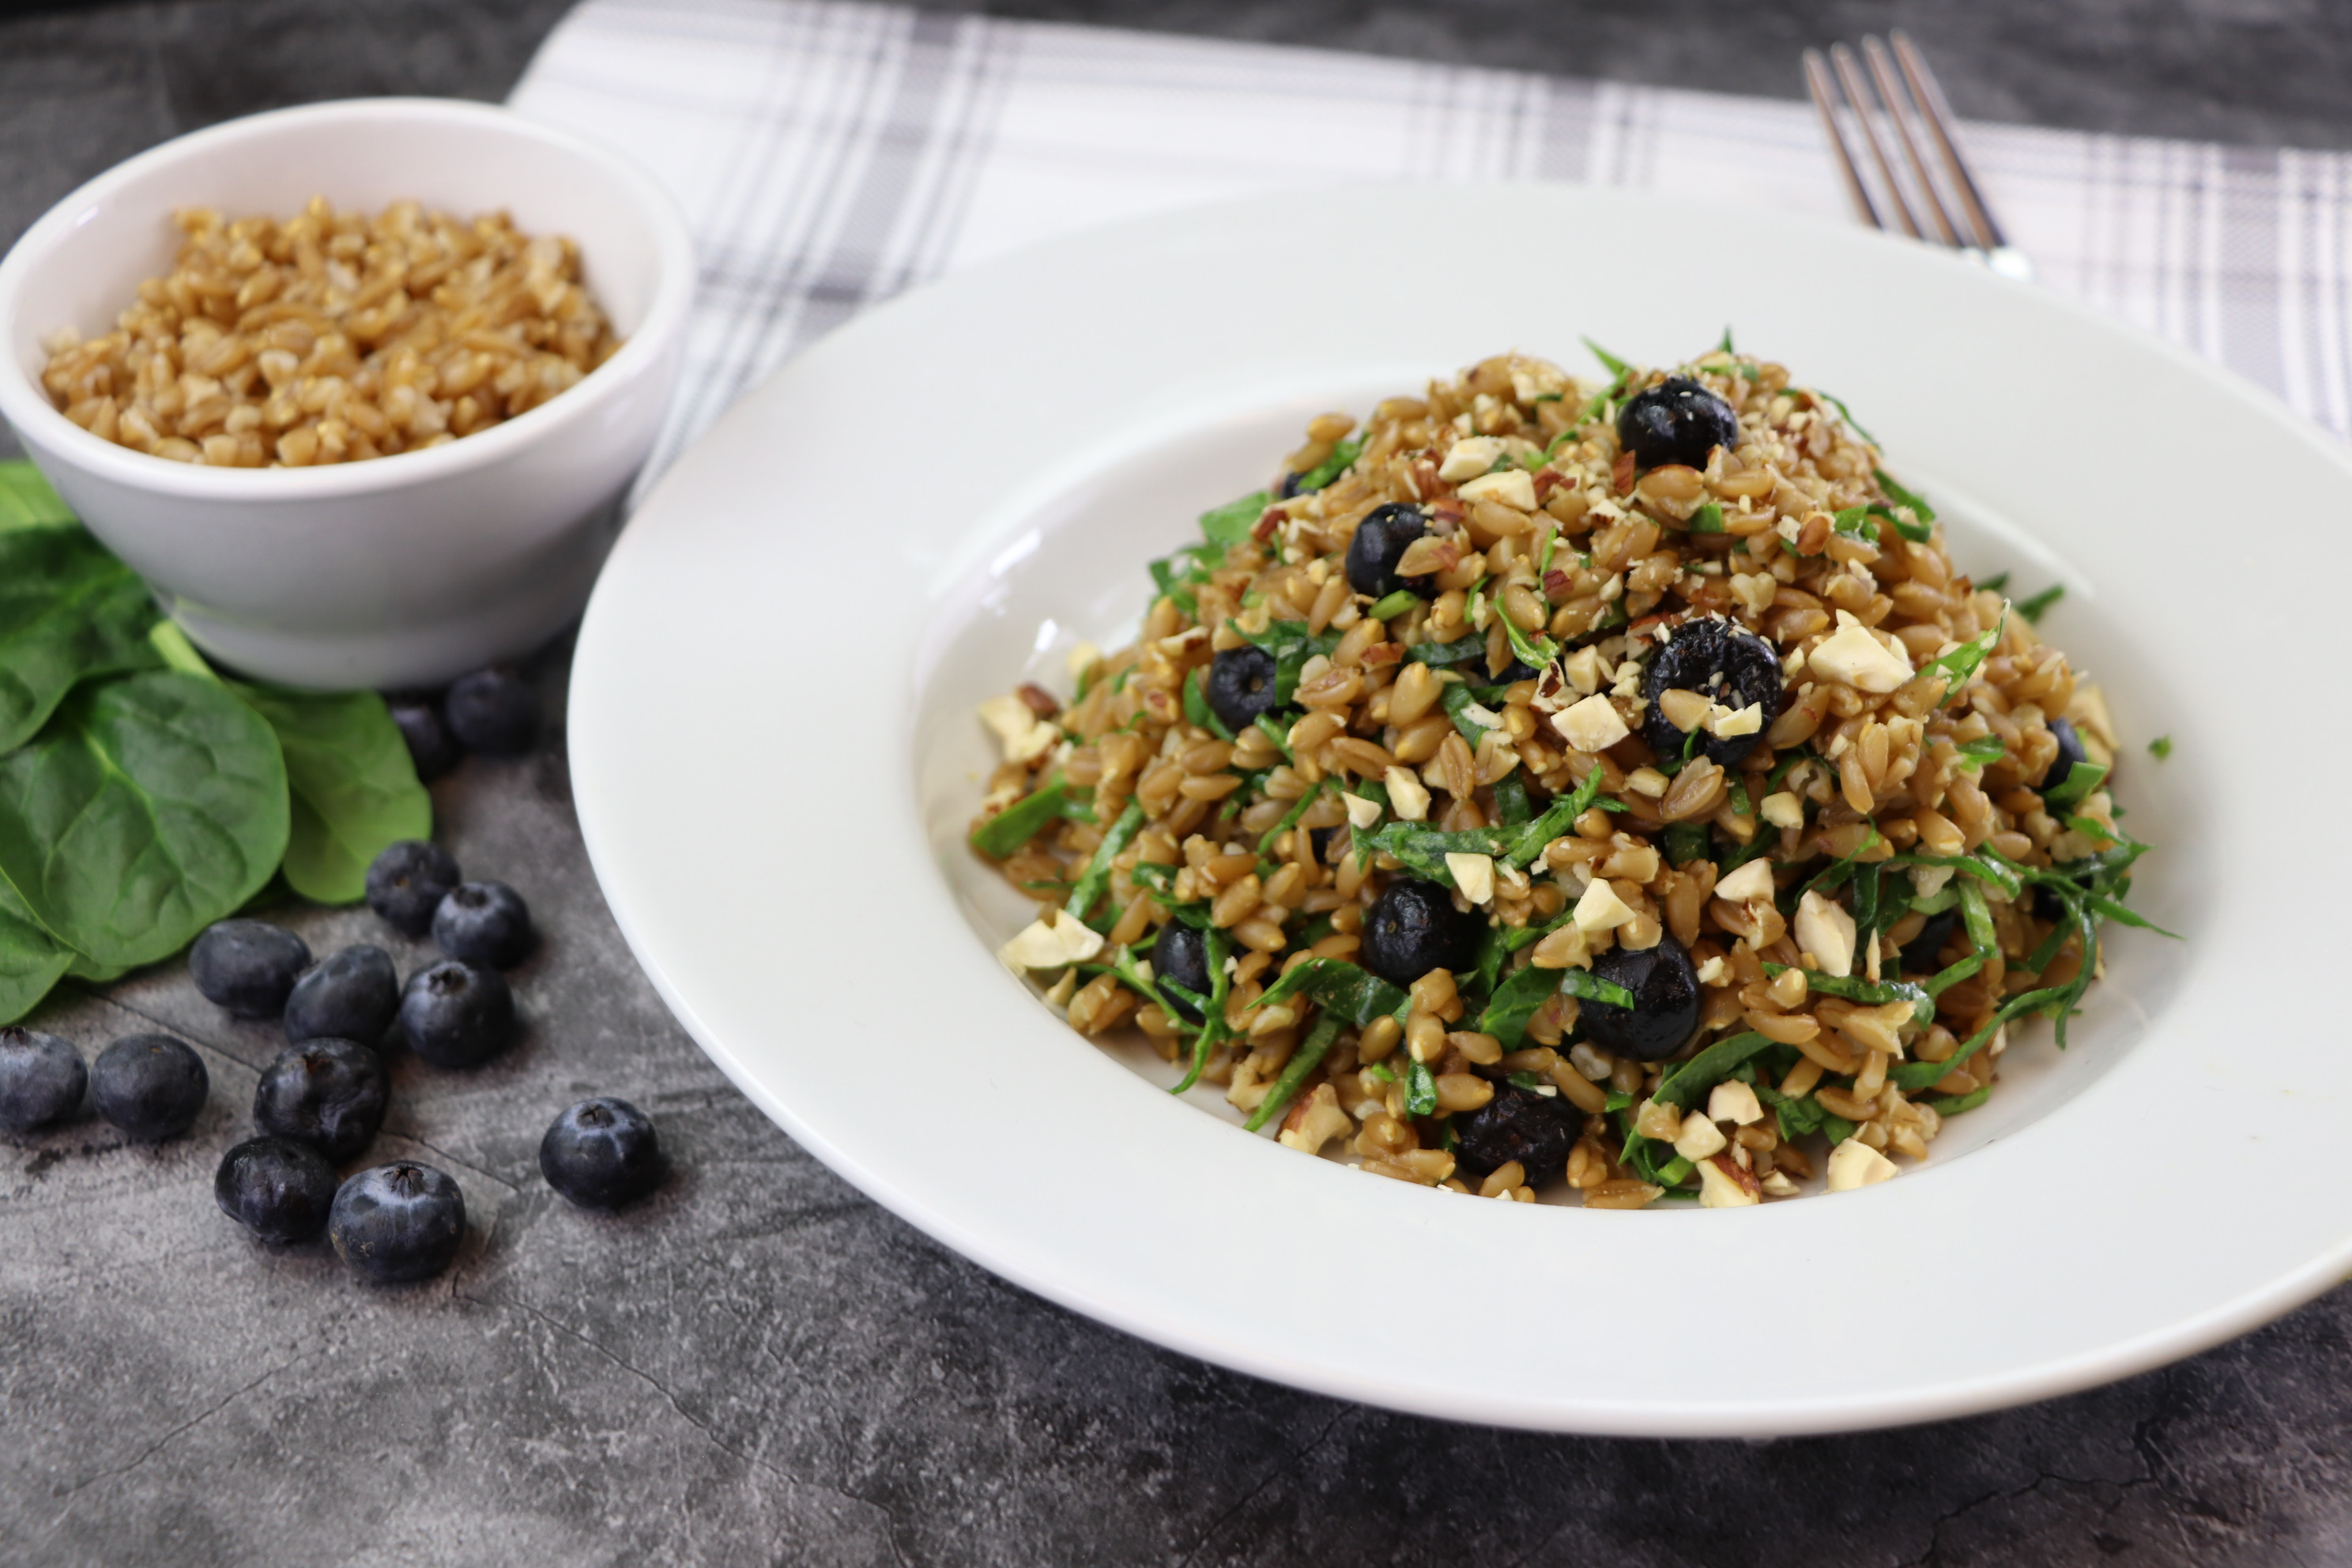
510;0;2352;488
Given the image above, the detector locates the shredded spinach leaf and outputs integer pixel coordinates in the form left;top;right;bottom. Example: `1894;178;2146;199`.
1242;1010;1347;1133
1582;337;1633;379
2148;735;2173;761
1690;502;1726;534
1291;434;1365;494
1404;1058;1439;1117
1652;1031;1775;1111
1559;968;1637;1011
1915;608;2007;707
2042;760;2108;810
1065;799;1145;922
1229;620;1342;705
1367;589;1419;621
970;776;1069;857
1182;665;1233;741
1253;956;1409;1027
1200;491;1270;548
2016;583;2064;623
1479;963;1560;1048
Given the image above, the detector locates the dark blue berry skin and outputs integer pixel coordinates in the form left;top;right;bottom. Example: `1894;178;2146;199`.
285;945;399;1046
254;1039;389;1162
365;840;460;938
1900;908;1962;976
432;882;533;970
189;920;311;1018
386;694;460;782
1204;646;1283;733
1581;935;1702;1062
539;1098;665;1209
2036;716;2091;794
398;960;514;1068
90;1034;208;1140
330;1163;466;1283
1453;1084;1579;1180
1151;922;1211;1023
1615;376;1740;470
1639;617;1786;769
442;667;539;756
215;1136;337;1244
0;1027;85;1133
1344;503;1437;601
1361;877;1483;988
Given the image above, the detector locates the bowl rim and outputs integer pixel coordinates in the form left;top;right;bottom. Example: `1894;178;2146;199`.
0;96;697;499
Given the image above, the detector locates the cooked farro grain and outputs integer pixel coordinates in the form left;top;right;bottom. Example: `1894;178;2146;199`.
39;197;620;467
971;341;2163;1208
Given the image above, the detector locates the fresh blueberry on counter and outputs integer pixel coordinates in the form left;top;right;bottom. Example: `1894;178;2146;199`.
432;882;533;970
285;944;399;1046
539;1098;665;1209
0;1027;85;1133
189;920;311;1018
386;692;461;782
364;840;461;938
442;666;540;756
215;1136;338;1244
253;1038;390;1163
89;1034;208;1140
398;960;515;1068
330;1162;466;1283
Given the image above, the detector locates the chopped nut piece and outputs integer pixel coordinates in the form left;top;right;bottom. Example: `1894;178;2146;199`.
1459;469;1537;510
1707;1080;1765;1125
1697;1154;1762;1208
1572;877;1637;934
1795;890;1857;978
1809;611;1914;693
1826;1136;1899;1193
1344;793;1383;830
1383;765;1432;822
1446;852;1496;905
1672;1112;1728;1161
997;908;1105;971
1759;790;1805;830
1713;858;1776;903
1552;693;1630;754
1438;435;1506;481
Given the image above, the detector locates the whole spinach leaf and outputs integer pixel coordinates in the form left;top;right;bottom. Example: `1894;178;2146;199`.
228;682;432;905
0;875;73;1026
0;526;164;752
0;671;289;969
0;462;76;531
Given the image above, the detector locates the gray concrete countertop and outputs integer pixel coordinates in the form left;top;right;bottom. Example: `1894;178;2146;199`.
6;3;2351;1564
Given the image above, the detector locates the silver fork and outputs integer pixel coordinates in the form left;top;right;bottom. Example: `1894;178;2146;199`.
1803;32;2034;281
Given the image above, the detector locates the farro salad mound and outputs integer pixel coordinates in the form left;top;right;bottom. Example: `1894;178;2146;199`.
969;341;2165;1208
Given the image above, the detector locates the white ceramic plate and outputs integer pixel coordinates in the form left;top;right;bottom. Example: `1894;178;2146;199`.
570;183;2352;1436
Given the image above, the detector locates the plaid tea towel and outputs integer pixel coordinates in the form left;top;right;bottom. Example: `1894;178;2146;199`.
509;0;2352;488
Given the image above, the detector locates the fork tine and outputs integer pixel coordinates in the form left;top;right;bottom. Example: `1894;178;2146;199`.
1826;43;1920;239
1889;30;2010;251
1803;48;1884;232
1860;36;1961;247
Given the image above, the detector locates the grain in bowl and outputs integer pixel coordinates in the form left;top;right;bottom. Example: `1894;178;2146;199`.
969;343;2169;1209
38;197;620;467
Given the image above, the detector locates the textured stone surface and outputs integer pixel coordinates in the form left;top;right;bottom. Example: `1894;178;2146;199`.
7;2;2352;1564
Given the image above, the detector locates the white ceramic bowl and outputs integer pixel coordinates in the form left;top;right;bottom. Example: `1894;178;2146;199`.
569;183;2352;1435
0;98;693;689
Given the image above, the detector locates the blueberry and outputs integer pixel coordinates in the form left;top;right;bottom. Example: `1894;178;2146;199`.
1900;907;1962;975
188;920;311;1018
1640;616;1786;768
365;840;460;938
2037;716;2090;795
89;1034;208;1140
1615;376;1740;471
254;1038;390;1162
1206;645;1287;732
330;1162;466;1283
398;960;515;1068
386;692;460;782
442;666;539;756
1361;876;1484;989
1580;934;1702;1061
1151;922;1211;1023
1344;503;1436;601
1453;1082;1580;1181
285;945;399;1046
0;1027;85;1133
214;1136;338;1244
432;882;533;970
539;1097;665;1209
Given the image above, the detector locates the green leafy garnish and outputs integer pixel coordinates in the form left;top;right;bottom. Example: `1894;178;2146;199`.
2042;760;2109;810
1065;799;1145;922
1653;1031;1776;1111
970;777;1069;858
1199;491;1270;548
1228;620;1342;705
1255;778;1328;857
1405;1058;1439;1117
1559;968;1637;1011
2016;583;2064;623
1479;963;1560;1048
1815;390;1878;444
2148;735;2173;760
1582;337;1633;379
1291;434;1365;494
1367;589;1419;621
1954;734;2005;771
1689;502;1726;534
1242;1010;1346;1133
1915;608;2007;707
